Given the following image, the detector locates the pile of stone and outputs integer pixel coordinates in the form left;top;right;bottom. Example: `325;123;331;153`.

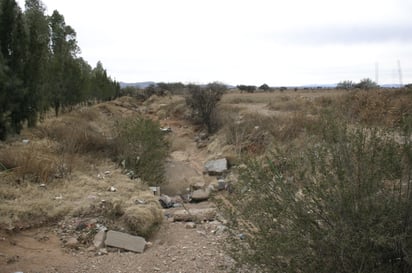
57;217;149;254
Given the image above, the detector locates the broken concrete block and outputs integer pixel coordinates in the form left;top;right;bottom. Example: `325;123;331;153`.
104;230;146;253
204;158;227;175
172;208;216;222
93;230;107;250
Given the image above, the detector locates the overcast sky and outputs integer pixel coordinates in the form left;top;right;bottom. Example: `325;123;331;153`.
17;0;412;86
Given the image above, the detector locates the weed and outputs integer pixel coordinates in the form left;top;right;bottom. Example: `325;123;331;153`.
114;116;169;185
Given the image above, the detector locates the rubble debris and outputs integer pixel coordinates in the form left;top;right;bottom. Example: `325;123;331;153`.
159;194;173;208
172;208;217;222
105;231;146;253
93;230;107;250
108;186;117;192
160;127;172;133
204;158;228;175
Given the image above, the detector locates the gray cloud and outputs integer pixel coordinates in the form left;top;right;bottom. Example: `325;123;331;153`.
271;23;412;45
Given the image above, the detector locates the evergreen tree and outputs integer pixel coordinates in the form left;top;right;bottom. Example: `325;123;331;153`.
24;0;50;126
0;0;28;137
48;10;80;116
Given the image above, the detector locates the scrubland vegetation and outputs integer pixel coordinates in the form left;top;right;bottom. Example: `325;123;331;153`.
2;68;411;271
2;1;412;272
216;88;412;273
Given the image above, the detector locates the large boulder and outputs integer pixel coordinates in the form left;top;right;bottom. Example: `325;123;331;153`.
191;189;210;202
204;158;228;175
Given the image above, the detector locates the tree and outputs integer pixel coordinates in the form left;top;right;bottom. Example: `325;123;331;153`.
0;0;28;137
259;83;270;91
355;78;379;90
48;10;80;116
337;80;355;90
237;84;256;93
186;82;226;133
90;61;116;101
24;0;51;126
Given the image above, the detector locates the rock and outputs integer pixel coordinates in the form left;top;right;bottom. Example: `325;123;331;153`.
135;199;146;205
54;195;63;200
159;194;173;208
204;158;228;175
65;237;79;249
185;222;196;229
191;189;210;202
87;246;96;252
199;132;209;140
172;208;217;222
190;177;205;190
93;230;107;250
104;230;146;253
214;225;227;235
108;186;117;192
217;179;227;191
160;127;172;133
98;248;108;255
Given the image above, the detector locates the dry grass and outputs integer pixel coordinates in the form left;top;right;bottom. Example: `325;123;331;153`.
216;89;412;158
337;89;412;127
0;140;60;183
0;97;164;233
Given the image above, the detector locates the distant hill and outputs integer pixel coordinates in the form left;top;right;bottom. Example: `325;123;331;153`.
120;82;404;90
119;82;156;89
120;81;236;89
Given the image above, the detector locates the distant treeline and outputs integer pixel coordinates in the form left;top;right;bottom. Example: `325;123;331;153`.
0;0;120;140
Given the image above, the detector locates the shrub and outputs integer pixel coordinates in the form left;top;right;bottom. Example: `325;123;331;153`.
115;116;168;185
226;114;412;273
185;82;226;133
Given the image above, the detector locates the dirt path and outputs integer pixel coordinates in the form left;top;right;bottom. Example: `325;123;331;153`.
0;115;235;273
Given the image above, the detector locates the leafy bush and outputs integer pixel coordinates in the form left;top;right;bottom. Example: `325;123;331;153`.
226;114;412;273
115;117;168;185
185;82;226;133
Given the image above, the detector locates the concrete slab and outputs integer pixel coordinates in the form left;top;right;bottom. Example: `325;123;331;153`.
204;158;227;175
105;230;146;253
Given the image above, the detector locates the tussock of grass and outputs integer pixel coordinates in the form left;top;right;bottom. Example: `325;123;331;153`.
122;203;163;237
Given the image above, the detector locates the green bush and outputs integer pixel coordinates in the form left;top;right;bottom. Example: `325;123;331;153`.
115;117;168;185
185;82;226;133
226;114;412;273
